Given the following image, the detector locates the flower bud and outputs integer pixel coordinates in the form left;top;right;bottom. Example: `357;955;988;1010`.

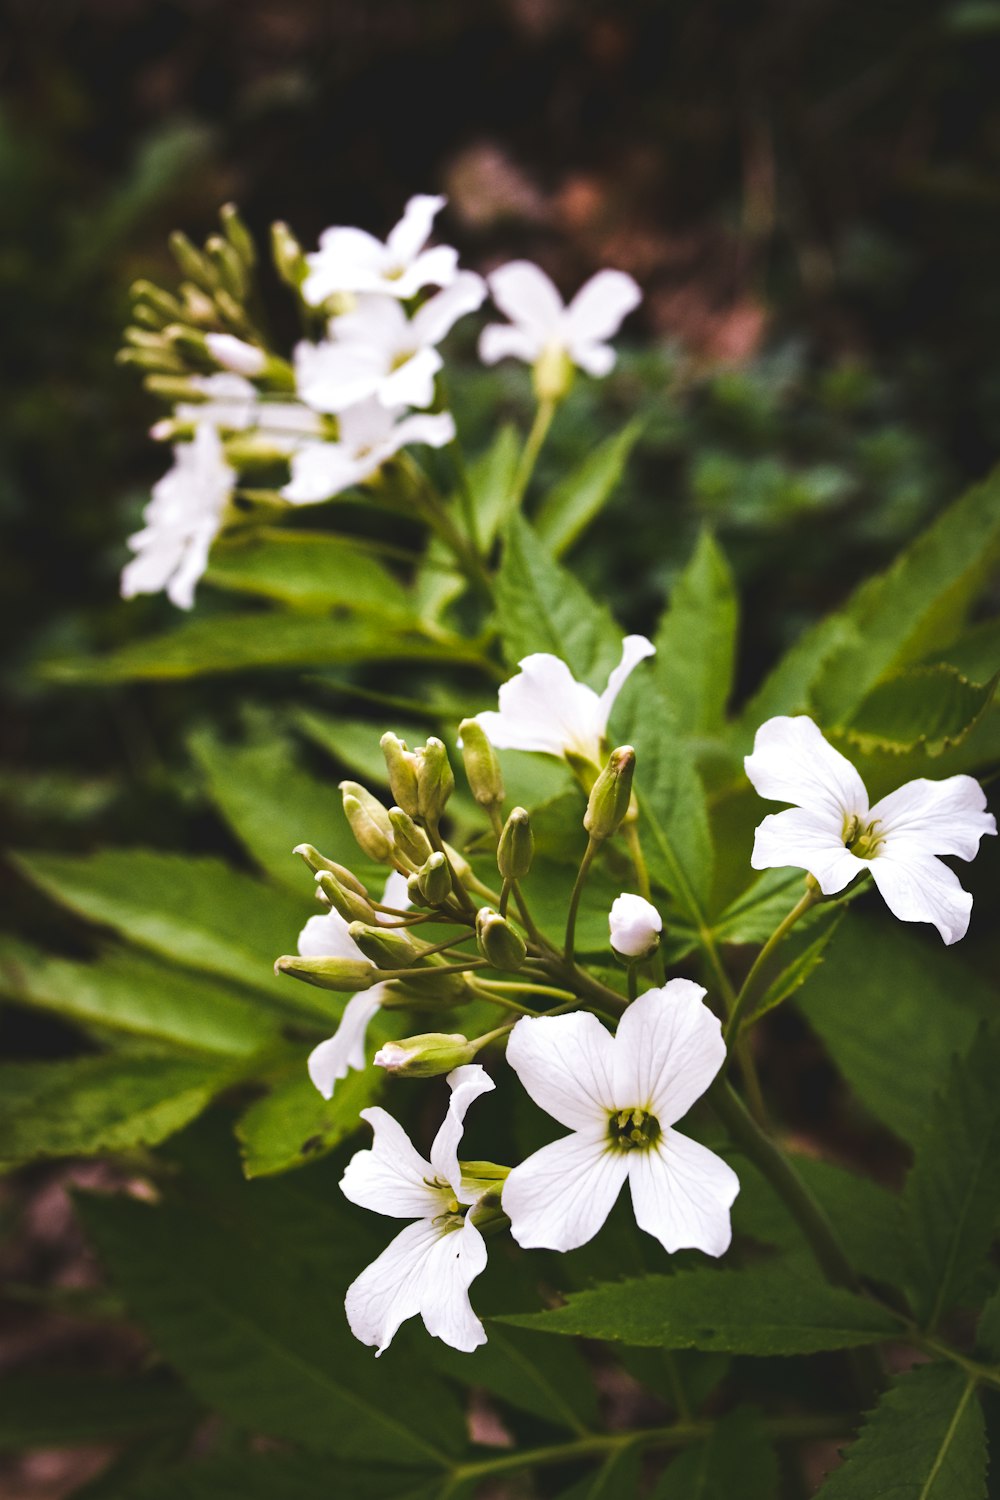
206;234;248;301
293;844;369;895
271;220;307;289
347;921;419;970
381;733;421;818
417;851;453;906
340;782;394;864
220;202;256;269
584;746;636;841
379;970;472;1004
415;738;455;825
609;892;662;959
406;872;431;908
468;1185;511;1233
314;870;375;925
476;908;527;971
388;807;433;866
205;332;267;377
533;344;574;403
169;231;218;293
180;282;218;325
497;807;533;882
443;841;473;884
274;953;376;992
373;1032;478;1078
130;280;184;324
458;719;505;809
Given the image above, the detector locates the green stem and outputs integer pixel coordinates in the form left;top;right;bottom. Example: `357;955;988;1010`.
564;837;599;963
511;397;557;509
725;884;821;1045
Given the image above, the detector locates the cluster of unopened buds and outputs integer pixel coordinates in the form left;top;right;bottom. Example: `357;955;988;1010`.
272;641;995;1356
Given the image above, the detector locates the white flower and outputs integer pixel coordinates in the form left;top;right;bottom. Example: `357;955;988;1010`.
502;983;739;1255
303;194;459;306
474;636;655;766
609;893;662;958
340;1065;494;1354
204;333;267;377
153;373;323;453
745;715;997;945
305;870;411;1098
120;423;234;610
282;399;456;505
479;261;641;377
294;273;486;415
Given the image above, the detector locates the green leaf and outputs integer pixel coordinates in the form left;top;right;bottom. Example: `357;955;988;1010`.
816;1363;985;1499
414;426;520;620
748;908;845;1023
295;708;427;786
43;612;485;683
0;1053;233;1166
189;724;371;892
975;1286;1000;1361
900;1025;1000;1328
534;420;643;558
495;513;623;684
839;664;999;756
11;848;326;1017
708;868;806;946
652;1409;778;1500
736;615;857;741
810;465;1000;723
653;531;738;736
236;1064;382;1178
105;1453;435;1500
498;1263;898;1352
796;915;994;1144
78;1185;465;1468
556;1443;643;1500
205;529;416;618
0;1374;200;1448
429;1323;597;1435
0;942;279;1056
612;681;715;921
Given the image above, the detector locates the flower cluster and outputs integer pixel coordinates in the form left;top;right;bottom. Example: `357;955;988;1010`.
118;197;641;610
273;652;994;1356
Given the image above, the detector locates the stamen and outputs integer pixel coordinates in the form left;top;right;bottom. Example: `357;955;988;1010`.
608;1106;662;1152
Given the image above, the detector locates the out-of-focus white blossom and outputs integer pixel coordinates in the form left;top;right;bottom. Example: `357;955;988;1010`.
303;194;459;306
479;261;641;380
204;333;268;377
152;373;323;453
282;399;455;505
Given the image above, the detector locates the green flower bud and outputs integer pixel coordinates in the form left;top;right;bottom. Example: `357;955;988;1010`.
340;782;394;864
467;1184;511;1233
273;954;375;992
206;235;248;301
381;733;421;819
142;374;204;403
220;202;257;269
442;841;473;884
130;280;184;324
347;921;419;970
584;746;636;841
314;870;375;925
163;323;211;361
115;346;187;375
169;231;218;293
292;844;369;895
179;282;218;326
458;719;505;809
406;872;431;908
497;806;533;881
379;970;472;1004
417;850;453;905
476;907;527;971
372;1032;478;1077
271;220;307;289
213;288;253;334
532;345;574;403
415;737;455;825
388;807;433;866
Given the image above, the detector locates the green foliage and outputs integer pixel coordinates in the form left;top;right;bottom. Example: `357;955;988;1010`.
236;1063;382;1178
652;1409;778;1499
816;1363;986;1499
205;529;418;618
430;1323;598;1434
747;908;844;1022
900;1026;1000;1328
535;420;643;558
840;664;998;756
0;1375;200;1448
653;530;738;736
556;1443;643;1500
499;1263;899;1352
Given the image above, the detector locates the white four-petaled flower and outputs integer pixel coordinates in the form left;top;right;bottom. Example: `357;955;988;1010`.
153;373;323;452
303;194;459;306
120;423;235;611
502;983;739;1256
282;399;456;505
340;1064;494;1354
295;274;485;415
609;893;663;958
745;715;996;944
479;261;641;378
474;636;655;766
304;871;410;1097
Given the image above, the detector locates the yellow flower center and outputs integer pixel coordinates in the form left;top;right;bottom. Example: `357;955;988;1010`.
608;1107;662;1153
843;813;885;860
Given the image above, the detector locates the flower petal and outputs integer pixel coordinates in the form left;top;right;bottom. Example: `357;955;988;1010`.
478;322;543;366
297;906;368;961
475;653;602;760
392;244;460;298
487;260;564;337
378;347;442;410
744;716;869;823
302;227;383;304
506;1011;615;1130
750;806;867;895
503;1129;629;1252
597;634;656;733
344;1215;486;1355
870;775;996;861
571;341;617;378
411;271;486;348
307;988;385;1098
429;1064;496;1201
566;270;642;344
340;1104;440;1219
294;338;385;414
612;981;724;1126
629;1130;739;1256
379;869;413;919
869;852;974;945
281;442;366;504
386;194;446;263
